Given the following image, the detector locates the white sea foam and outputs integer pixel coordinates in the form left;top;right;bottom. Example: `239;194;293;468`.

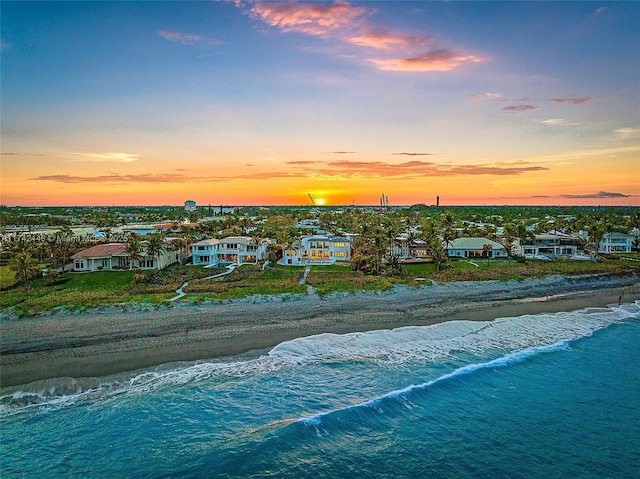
2;301;638;417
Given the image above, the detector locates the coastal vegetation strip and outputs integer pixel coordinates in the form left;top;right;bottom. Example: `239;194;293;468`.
1;257;638;318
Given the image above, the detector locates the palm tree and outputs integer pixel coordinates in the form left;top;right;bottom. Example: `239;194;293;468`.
588;222;605;257
482;243;493;258
9;251;41;289
372;225;388;275
429;236;447;272
169;237;189;264
144;233;166;269
441;227;456;257
125;235;144;270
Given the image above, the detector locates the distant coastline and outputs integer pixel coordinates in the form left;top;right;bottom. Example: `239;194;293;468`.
1;273;638;389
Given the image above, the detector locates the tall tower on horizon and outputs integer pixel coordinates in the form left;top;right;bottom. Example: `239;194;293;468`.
436;195;440;207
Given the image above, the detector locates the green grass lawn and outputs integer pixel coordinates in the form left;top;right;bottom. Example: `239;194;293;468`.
0;265;16;289
183;264;307;301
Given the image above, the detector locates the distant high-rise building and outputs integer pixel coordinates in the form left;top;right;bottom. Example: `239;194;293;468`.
436;195;440;207
184;200;197;212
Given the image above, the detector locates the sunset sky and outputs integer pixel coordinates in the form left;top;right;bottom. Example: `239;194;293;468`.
2;1;639;207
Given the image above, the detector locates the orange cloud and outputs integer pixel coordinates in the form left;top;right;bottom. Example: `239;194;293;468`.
369;49;481;72
31;174;225;184
287;159;547;177
249;1;367;37
30;159;548;185
244;1;480;73
348;29;433;50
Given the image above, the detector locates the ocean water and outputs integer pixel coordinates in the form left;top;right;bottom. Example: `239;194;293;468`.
2;300;639;479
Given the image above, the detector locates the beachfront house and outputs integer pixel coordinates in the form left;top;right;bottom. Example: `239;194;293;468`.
191;236;268;266
598;232;634;254
71;240;182;272
280;234;352;265
391;235;432;261
191;239;220;265
520;233;578;258
447;237;508;258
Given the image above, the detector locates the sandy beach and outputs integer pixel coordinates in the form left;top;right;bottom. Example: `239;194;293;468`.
1;273;638;389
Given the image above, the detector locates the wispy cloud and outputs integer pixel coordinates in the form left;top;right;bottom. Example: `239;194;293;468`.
470;92;505;102
159;29;221;46
370;49;480;72
1;152;46;156
548;96;592;105
286;159;548;178
501;105;539;114
31;173;223;184
332;151;356;154
392;152;432;156
541;118;581;126
30;158;547;184
66;152;140;163
615;127;640;136
244;1;480;73
561;191;630;199
348;29;433;50
595;7;608;15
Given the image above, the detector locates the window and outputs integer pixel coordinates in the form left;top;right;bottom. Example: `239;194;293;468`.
334;251;345;257
333;242;345;247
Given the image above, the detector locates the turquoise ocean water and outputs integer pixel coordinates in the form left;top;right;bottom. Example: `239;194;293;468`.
2;299;639;478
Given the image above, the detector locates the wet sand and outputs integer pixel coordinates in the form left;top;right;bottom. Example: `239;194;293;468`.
1;274;638;388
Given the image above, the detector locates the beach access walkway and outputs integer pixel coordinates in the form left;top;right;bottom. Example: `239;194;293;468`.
169;264;236;302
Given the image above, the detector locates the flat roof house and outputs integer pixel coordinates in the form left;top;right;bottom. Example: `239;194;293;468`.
598;232;634;254
280;234;351;265
521;234;578;258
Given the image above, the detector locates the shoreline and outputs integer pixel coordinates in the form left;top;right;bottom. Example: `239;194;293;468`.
1;274;639;388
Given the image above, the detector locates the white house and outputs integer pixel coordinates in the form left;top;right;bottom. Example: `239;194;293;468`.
191;239;220;265
598;232;634;253
71;241;182;272
280;234;352;265
447;237;508;258
520;234;579;258
191;236;268;266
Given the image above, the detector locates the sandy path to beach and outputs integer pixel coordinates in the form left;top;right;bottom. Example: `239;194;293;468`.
1;274;638;388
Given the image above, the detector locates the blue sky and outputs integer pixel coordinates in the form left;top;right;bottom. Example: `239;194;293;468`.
2;1;639;206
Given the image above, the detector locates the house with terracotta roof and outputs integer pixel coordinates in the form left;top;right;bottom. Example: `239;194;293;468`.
71;243;129;271
71;240;182;272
